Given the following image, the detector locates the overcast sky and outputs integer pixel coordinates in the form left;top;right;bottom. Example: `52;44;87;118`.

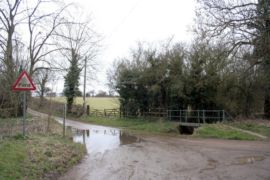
53;0;196;94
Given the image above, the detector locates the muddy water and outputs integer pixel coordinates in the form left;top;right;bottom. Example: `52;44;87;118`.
55;117;140;154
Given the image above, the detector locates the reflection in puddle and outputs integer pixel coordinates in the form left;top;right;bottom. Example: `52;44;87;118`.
67;126;140;154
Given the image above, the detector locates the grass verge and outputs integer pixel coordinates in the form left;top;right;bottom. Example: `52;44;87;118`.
0;134;86;180
228;121;270;138
0;115;86;180
193;124;259;140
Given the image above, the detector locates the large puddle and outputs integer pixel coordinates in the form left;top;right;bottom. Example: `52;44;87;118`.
55;117;140;154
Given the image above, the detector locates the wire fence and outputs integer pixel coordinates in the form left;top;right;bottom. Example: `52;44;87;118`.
0;116;62;139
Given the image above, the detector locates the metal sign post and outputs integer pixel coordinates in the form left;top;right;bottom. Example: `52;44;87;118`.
23;91;26;136
63;104;66;137
12;70;36;136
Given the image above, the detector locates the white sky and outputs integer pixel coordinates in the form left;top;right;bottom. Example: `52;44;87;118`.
53;0;196;94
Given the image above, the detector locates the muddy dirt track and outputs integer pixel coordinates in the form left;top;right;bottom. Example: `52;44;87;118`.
59;135;270;180
28;109;270;180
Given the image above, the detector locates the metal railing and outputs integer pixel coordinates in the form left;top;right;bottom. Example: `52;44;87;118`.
167;109;232;126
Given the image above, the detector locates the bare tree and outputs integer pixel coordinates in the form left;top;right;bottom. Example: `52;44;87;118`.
55;19;100;71
0;0;24;115
25;0;70;76
0;0;71;116
54;12;100;112
196;0;270;117
33;67;52;106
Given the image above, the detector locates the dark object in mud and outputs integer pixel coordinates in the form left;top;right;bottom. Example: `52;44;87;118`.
120;132;140;145
178;125;194;135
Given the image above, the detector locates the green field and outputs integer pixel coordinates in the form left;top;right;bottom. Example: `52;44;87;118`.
50;97;120;110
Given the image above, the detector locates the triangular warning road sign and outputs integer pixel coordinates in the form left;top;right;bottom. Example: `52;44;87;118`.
12;70;36;91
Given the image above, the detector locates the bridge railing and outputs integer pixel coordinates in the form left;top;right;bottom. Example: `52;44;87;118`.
167;110;232;126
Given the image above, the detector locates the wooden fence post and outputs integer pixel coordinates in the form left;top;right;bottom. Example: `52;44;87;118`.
203;110;205;124
86;105;90;116
197;110;200;124
180;110;182;122
185;110;187;122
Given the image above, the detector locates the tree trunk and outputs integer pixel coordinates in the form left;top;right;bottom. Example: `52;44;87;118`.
67;97;73;113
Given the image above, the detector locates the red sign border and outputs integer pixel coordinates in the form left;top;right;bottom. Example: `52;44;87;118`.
12;70;36;91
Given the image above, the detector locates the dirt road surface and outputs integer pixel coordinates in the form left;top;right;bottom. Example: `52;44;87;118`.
28;109;270;180
59;135;270;180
